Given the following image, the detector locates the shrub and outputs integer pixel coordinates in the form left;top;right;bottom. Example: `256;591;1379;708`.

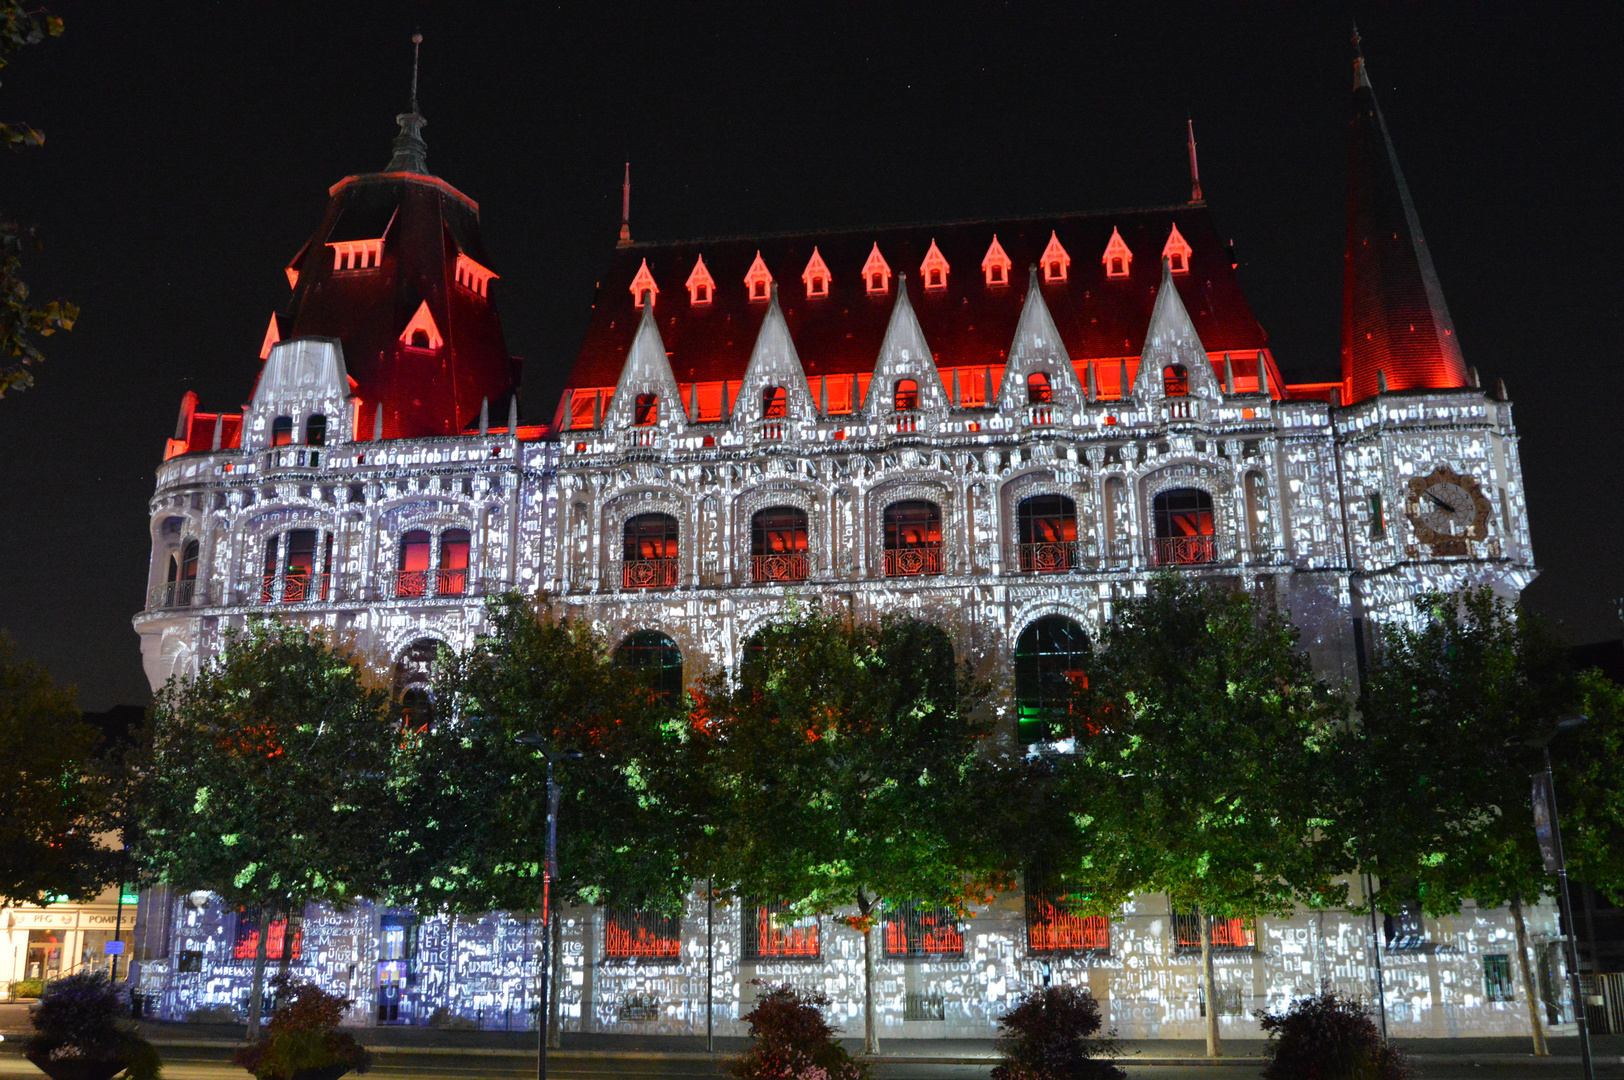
725;983;867;1080
25;971;161;1080
991;985;1125;1080
232;975;371;1080
1256;991;1410;1080
9;977;44;999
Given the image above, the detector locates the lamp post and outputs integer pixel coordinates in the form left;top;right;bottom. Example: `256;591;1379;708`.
515;734;581;1080
1527;714;1592;1080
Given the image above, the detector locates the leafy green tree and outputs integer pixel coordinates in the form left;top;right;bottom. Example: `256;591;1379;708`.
0;2;76;397
703;607;997;1054
127;619;401;1039
0;632;124;905
1064;575;1347;1058
1560;669;1624;902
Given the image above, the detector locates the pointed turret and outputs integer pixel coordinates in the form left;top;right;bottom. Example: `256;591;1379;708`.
1341;28;1468;402
733;284;814;427
386;34;429;174
606;290;685;432
1134;258;1222;400
862;276;948;416
997;266;1084;409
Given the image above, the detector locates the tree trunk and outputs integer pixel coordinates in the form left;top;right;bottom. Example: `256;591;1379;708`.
245;905;271;1041
547;907;564;1049
1200;907;1220;1058
275;903;299;981
859;893;879;1056
1511;894;1549;1056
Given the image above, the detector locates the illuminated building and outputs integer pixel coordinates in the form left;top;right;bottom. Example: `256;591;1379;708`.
127;46;1559;1039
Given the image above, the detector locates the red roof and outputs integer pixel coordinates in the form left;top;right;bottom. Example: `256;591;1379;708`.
563;205;1272;402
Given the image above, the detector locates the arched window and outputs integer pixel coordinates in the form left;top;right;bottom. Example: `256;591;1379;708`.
633;393;658;427
751;507;809;582
616;630;683;704
1151;488;1215;566
761;386;787;420
270;416;294;447
1014;616;1089;747
281;529;317;603
894;379;919;412
393;638;442;723
1163;364;1189;397
882;500;942;577
1027;372;1053;405
1017;495;1078;573
304;414;327;447
166;538;200;606
410;329;431;348
397;529;432;597
438;528;470;596
623;513;679;589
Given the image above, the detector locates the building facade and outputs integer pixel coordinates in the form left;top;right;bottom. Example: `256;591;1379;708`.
127;50;1561;1038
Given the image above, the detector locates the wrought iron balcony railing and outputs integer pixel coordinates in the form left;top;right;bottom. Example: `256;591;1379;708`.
620;557;680;590
262;447;322;470
758;421;784;441
1016;540;1082;573
147;579;201;610
1027;404;1053;426
882;544;943;578
1151;535;1217;566
260;572;333;604
751;552;809;583
893;412;919;434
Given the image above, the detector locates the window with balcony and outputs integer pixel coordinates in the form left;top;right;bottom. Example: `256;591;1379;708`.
1162;364;1189;397
304;413;327;446
761;385;787;420
1027;372;1053;404
882;500;942;577
281;529;318;603
742;901;819;960
605;909;682;961
894;379;919;412
615;630;683;704
1014;616;1089;746
1017;495;1079;573
883;901;964;958
160;539;201;607
271;416;294;447
751;506;809;583
633;393;658;427
437;528;469;596
260;530;331;604
623;513;679;589
1152;488;1215;566
1172;910;1256;954
397;529;431;597
1026;891;1110;954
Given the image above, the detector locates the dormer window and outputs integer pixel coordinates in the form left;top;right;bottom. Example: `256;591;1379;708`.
1163;364;1189;397
1040;231;1071;283
1103;226;1132;279
802;247;831;298
633;393;658;426
329;238;383;271
304;414;327;446
1162;224;1192;275
454;253;498;298
1027;372;1052;404
762;385;787;419
863;243;892;295
894;379;918;412
271;416;294;447
686;255;715;305
982;235;1012;287
920;240;950;291
743;252;773;302
630;258;659;307
399;300;444;350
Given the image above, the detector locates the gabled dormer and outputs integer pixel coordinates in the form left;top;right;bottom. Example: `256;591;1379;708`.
919;240;950;291
862;243;892;294
1161;224;1192;275
731;284;815;438
630;258;660;307
1132;258;1222;402
1039;231;1070;282
743;252;773;302
604;291;686;437
802;247;831;298
399;300;443;350
243;338;354;453
996;266;1084;416
982;235;1012;287
686;255;715;305
862;276;947;425
1102;227;1132;279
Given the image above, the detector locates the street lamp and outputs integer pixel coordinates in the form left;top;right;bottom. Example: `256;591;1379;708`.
515;733;582;1080
1527;714;1592;1080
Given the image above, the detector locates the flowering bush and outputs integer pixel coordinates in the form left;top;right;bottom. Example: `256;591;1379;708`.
232;975;371;1080
725;984;867;1080
991;985;1124;1080
1256;992;1409;1080
25;971;162;1080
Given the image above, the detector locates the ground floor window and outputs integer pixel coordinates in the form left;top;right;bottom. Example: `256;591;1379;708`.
743;901;819;960
604;909;682;961
1172;910;1255;953
1483;954;1514;1002
615;630;683;704
883;901;964;958
1025;892;1110;953
1013;616;1089;746
233;910;302;961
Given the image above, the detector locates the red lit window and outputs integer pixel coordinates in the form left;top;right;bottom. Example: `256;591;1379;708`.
1173;911;1256;953
743;902;819;959
1026;893;1109;953
883;500;942;578
883;902;964;958
894;379;919;412
1163;364;1189;397
1016;496;1079;577
919;239;950;291
743;251;773;301
437;528;469;597
685;255;715;305
234;912;303;961
751;506;809;583
623;513;679;590
633;393;658;426
1040;231;1070;283
1102;227;1132;279
1027;372;1052;404
605;909;682;960
399;300;444;350
862;243;891;294
454;253;498;298
280;529;318;604
396;529;431;597
802;247;831;298
1152;487;1216;566
270;416;294;447
982;235;1012;286
761;385;787;419
1162;223;1192;275
630;258;659;307
328;238;383;271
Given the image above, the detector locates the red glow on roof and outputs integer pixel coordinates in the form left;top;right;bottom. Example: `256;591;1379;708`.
686;254;715;305
743;251;773;301
982;235;1012;286
1102;227;1131;279
802;247;831;298
1161;223;1192;274
326;171;479;214
630;258;659;307
862;243;892;294
285;265;299;289
454;253;498;298
399;300;444;350
259;313;280;360
920;239;951;291
1041;231;1071;282
329;237;383;271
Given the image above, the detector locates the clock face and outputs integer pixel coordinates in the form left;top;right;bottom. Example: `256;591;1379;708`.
1406;466;1492;548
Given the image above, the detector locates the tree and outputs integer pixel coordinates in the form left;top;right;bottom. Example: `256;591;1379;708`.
0;632;124;906
703;606;997;1054
1063;575;1347;1058
1558;669;1624;903
0;2;76;397
127;619;401;1039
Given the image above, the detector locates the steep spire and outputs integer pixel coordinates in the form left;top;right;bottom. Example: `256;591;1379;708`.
1341;26;1468;401
1186;118;1204;204
1135;258;1222;400
732;282;814;425
386;34;430;174
997;265;1083;408
863;275;946;415
606;289;685;431
618;163;632;247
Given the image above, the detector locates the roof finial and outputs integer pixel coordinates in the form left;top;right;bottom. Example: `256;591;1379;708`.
386;33;430;174
617;162;632;247
1186;118;1204;204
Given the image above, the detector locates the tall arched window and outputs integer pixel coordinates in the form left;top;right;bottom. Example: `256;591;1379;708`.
305;414;327;446
397;529;432;597
882;500;942;577
1027;372;1053;404
1014;616;1089;747
270;416;294;447
761;386;787;420
281;529;318;603
1151;487;1215;566
633;393;658;426
751;507;809;582
1017;495;1078;573
623;513;679;589
894;379;919;412
438;528;470;596
1162;364;1189;397
616;630;683;704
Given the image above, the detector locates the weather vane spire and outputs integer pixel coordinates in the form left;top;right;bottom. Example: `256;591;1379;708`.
386;32;430;174
410;31;422;114
1186;117;1203;204
618;162;632;247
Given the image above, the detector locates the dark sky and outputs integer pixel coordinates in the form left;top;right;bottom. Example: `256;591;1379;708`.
0;4;1617;709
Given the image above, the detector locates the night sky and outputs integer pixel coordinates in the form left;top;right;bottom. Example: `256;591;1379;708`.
0;4;1617;709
